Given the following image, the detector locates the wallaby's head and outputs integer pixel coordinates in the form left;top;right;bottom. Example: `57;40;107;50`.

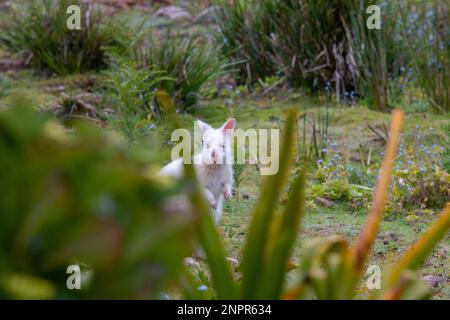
197;118;236;165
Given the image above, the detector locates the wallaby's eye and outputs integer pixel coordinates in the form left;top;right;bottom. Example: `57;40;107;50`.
221;144;225;149
206;143;210;148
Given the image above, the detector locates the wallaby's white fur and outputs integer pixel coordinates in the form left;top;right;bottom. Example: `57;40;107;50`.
159;119;236;224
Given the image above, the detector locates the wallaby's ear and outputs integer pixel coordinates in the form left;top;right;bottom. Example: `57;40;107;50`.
221;118;236;136
197;120;212;136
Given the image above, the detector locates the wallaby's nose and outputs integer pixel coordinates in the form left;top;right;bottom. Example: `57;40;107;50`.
211;150;217;159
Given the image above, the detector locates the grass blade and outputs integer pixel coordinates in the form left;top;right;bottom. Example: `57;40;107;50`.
241;109;297;299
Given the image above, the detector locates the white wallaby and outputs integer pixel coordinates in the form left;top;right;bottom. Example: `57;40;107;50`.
159;118;236;224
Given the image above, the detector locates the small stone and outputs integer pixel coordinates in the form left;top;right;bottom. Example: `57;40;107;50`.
422;275;447;288
155;5;192;22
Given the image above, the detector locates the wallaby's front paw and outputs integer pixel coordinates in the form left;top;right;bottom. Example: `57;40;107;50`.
224;191;232;200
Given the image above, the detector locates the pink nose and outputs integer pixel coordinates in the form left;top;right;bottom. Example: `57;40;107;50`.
211;150;216;159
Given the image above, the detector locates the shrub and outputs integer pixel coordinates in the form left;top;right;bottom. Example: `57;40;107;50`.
0;100;195;299
0;0;110;75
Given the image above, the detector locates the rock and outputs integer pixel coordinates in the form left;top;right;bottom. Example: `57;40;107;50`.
316;197;335;207
226;257;239;266
194;5;222;24
421;275;447;288
242;194;249;200
155;5;192;22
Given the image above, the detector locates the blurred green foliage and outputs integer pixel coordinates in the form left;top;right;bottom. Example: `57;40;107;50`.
0;98;195;299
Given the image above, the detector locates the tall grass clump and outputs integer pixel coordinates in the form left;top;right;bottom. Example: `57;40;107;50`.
0;0;110;75
264;0;356;97
348;1;414;112
409;1;449;114
105;25;229;114
134;31;229;112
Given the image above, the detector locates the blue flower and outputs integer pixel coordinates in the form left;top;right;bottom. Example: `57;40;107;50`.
198;285;208;291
